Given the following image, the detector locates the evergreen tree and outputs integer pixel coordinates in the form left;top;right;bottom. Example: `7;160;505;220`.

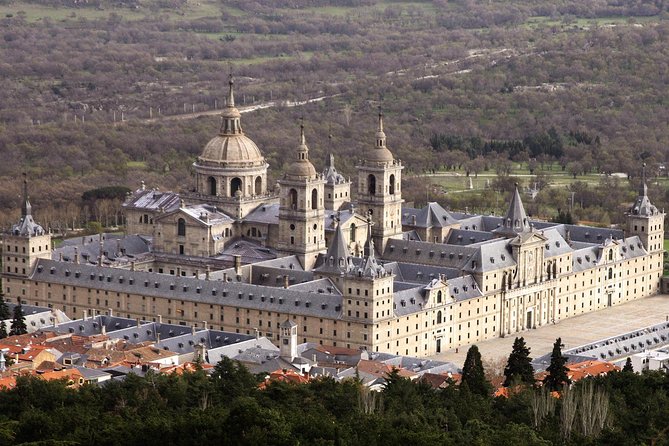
543;338;570;391
461;345;491;396
9;305;27;336
0;279;9;320
0;321;7;339
503;337;535;387
622;357;634;373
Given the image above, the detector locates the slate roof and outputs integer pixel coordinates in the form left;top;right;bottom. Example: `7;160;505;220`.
323;154;348;185
445;229;494;245
243;203;280;225
32;259;345;319
123;188;180;212
402;202;458;228
54;234;151;265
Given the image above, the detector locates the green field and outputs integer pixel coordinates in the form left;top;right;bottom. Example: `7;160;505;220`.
0;0;230;22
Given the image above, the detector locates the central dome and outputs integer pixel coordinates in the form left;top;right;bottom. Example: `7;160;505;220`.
199;134;265;167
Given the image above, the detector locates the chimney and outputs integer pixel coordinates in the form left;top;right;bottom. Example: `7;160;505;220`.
191;325;196;335
73;247;79;265
136;318;141;328
156;331;160;343
223;272;228;282
254;328;259;340
131;262;135;271
108;308;113;317
233;255;242;276
177;267;181;276
101;325;106;336
205;266;210;281
158;315;162;323
283;275;290;289
59;252;63;261
82;310;87;321
194;269;199;278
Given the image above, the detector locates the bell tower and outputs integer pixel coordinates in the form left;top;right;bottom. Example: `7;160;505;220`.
277;124;326;269
356;113;403;253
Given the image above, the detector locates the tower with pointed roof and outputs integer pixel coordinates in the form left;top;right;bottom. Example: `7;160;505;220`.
627;164;664;253
493;184;531;238
323;153;351;211
187;76;271;219
356;113;404;253
277;124;326;269
314;215;352;277
340;217;395;338
2;176;51;281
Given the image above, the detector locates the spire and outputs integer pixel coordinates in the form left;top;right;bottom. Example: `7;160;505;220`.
227;73;235;108
219;74;242;135
495;183;530;236
640;162;648;197
297;122;309;161
376;111;386;149
11;173;45;237
630;162;658;216
284;121;317;178
363;212;375;258
315;214;351;274
21;172;31;217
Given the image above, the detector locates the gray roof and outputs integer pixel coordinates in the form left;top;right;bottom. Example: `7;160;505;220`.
54;234;151;265
445;229;494;245
493;185;531;237
323;154;348;185
123;188;180;213
32;259;345;319
243;203;280;225
461;238;515;273
10;183;45;237
382;239;478;269
402;202;458;228
630;181;659;216
315;219;352;275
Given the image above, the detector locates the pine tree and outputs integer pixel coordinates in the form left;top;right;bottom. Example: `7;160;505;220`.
9;305;27;336
544;337;570;391
461;345;491;396
503;337;535;387
0;293;10;321
0;321;7;339
622;357;634;373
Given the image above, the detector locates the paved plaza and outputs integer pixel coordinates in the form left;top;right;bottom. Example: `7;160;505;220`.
431;295;669;367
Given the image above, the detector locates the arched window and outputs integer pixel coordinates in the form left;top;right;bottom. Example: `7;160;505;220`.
608;268;613;280
350;223;356;242
389;174;395;195
437;311;442;324
289;189;298;209
368;174;376;195
311;188;318;210
230;177;242;197
177;218;186;237
437;291;442;303
255;176;262;195
608;250;613;261
208;177;217;196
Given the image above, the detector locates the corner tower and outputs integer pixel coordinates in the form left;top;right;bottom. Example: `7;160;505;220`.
356;113;403;252
188;76;270;219
627;164;664;253
2;176;51;280
323;153;351;211
277;124;326;270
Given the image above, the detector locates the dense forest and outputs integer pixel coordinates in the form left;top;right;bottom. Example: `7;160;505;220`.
0;0;668;229
0;355;667;445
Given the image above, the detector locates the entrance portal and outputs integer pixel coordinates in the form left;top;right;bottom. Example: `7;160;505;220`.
526;310;533;329
436;339;441;353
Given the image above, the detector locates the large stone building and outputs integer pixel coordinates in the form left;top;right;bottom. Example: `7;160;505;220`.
1;81;665;357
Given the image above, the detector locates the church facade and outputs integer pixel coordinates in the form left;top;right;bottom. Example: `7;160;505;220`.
1;80;665;357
